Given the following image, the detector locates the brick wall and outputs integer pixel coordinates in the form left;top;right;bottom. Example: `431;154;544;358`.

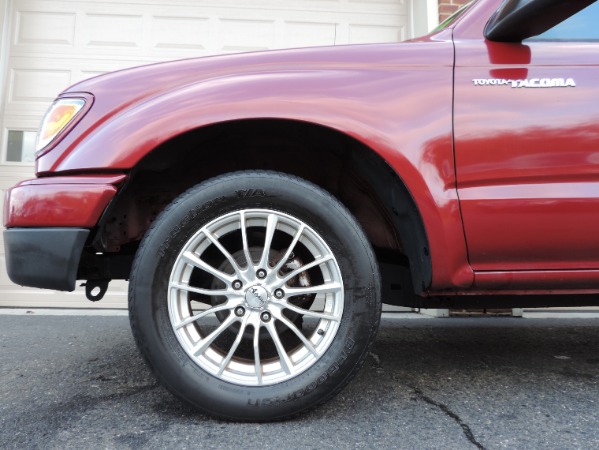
438;0;471;22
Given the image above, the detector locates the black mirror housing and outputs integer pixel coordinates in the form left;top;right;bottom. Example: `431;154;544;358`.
485;0;595;42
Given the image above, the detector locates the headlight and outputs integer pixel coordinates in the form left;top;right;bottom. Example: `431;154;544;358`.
36;97;87;154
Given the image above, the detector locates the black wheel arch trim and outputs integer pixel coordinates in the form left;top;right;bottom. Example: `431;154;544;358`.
347;148;432;294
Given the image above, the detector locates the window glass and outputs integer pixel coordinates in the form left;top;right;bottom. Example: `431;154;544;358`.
528;1;599;41
6;130;37;163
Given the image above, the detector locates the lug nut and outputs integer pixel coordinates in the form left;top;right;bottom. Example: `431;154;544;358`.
256;269;267;279
260;311;271;322
235;307;246;317
232;280;242;290
274;289;285;299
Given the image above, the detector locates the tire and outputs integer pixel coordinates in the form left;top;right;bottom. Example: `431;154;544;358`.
129;171;381;421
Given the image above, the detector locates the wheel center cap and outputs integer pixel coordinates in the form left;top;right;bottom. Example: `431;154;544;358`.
245;285;269;309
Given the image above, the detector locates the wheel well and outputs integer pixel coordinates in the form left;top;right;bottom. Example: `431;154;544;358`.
91;119;431;293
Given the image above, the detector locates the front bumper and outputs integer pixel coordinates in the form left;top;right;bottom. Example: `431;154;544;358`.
4;228;89;291
3;174;126;291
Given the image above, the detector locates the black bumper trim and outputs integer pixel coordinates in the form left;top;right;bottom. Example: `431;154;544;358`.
4;228;89;291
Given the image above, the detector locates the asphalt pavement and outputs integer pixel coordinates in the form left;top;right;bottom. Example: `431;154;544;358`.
1;313;599;449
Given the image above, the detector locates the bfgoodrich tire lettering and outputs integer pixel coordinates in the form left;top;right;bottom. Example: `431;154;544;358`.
129;171;381;421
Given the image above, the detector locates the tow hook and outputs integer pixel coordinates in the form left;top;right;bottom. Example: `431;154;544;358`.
82;279;110;301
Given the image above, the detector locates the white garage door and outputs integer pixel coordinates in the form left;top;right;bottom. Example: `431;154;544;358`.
0;0;411;308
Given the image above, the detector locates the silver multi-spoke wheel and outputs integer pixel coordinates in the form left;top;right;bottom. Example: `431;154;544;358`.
168;209;344;386
130;172;380;420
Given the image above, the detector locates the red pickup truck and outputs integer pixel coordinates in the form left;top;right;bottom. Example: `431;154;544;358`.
4;0;599;420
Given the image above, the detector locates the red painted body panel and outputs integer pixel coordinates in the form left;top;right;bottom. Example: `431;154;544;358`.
453;3;599;288
34;32;473;290
474;270;599;291
4;175;126;228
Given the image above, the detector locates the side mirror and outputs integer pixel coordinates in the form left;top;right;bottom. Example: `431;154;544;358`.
485;0;595;42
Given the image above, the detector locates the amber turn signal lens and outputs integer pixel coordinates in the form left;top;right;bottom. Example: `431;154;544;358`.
36;98;86;152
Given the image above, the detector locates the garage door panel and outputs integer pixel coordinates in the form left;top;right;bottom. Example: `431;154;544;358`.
4;59;75;118
84;13;145;49
152;16;211;51
15;10;76;47
220;18;276;52
284;21;337;48
9;68;70;104
349;23;406;43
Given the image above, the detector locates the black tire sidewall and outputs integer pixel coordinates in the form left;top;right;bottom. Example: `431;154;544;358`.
130;172;380;421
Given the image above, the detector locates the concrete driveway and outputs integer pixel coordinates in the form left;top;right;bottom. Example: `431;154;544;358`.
1;313;598;449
